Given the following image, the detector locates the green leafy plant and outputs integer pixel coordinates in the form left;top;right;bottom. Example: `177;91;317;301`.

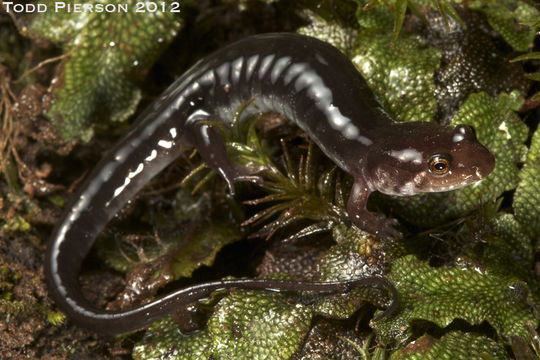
21;0;183;141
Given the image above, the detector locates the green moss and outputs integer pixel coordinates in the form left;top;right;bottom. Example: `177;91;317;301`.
96;177;246;273
208;290;313;360
297;12;359;55
133;316;214;360
390;331;507;360
1;214;30;233
354;0;397;31
513;126;540;240
374;255;536;345
481;213;534;281
352;31;440;123
134;291;313;360
23;0;183;141
469;0;539;51
0;264;61;327
314;225;393;318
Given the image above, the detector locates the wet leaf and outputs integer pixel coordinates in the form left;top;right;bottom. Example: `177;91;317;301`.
511;52;540;62
392;0;409;43
524;72;540;82
169;220;243;279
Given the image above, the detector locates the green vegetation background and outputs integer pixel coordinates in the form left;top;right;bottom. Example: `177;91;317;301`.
0;0;538;359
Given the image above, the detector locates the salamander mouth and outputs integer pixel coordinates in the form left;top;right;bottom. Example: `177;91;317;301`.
473;163;493;180
473;166;483;179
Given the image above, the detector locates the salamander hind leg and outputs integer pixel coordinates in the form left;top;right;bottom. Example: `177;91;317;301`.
183;114;263;195
347;179;402;239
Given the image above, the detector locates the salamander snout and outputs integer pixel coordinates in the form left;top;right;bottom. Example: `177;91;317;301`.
452;124;495;181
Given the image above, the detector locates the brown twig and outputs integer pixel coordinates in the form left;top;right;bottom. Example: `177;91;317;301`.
0;65;19;173
15;52;71;84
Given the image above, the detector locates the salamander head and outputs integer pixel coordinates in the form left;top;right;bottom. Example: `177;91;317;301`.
365;123;495;196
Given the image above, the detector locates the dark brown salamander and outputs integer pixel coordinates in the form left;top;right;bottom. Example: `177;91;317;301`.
45;33;494;334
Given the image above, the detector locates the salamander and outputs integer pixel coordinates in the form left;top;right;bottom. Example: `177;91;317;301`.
45;33;495;335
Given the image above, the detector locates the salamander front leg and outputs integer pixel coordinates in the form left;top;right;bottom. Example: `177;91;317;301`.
347;179;402;239
184;116;263;195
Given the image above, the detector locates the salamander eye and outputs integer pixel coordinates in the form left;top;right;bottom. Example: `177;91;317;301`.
428;154;451;175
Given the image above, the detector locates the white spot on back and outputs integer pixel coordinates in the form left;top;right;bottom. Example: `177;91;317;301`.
200;125;211;145
453;133;465;142
344;124;359;138
245;54;259;81
199;69;215;86
113;177;131;198
284;63;306;85
258;54;275;80
128;163;144;179
231;56;244;84
173;95;185;111
216;62;230;85
389;148;423;164
271;56;291;84
357;135;373;146
186;109;210;124
157;140;173;149
145;149;157;162
315;53;328;66
327;105;346;127
294;71;312;92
